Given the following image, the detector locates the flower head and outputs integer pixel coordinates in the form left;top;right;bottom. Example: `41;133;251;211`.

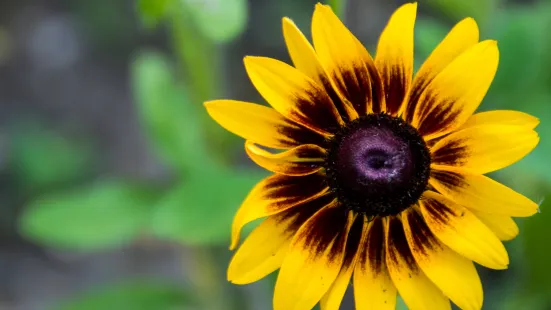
205;3;540;310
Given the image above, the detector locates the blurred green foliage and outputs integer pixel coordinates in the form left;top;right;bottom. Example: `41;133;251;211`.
20;180;157;249
11;124;95;192
9;0;551;309
58;281;193;310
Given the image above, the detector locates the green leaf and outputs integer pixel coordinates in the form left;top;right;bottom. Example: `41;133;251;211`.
57;281;192;310
10;123;95;191
20;180;156;250
488;4;551;95
181;0;248;43
137;0;171;28
150;168;266;245
522;190;551;296
132;51;215;174
414;18;449;71
424;0;500;24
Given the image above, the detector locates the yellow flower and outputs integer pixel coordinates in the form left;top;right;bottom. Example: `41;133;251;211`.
205;3;540;310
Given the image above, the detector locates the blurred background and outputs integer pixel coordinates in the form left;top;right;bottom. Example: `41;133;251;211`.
0;0;549;309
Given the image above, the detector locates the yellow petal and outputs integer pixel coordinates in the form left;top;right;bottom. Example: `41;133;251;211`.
282;17;324;83
460;110;540;130
205;100;324;149
320;216;364;310
403;209;483;310
311;3;384;114
244;56;343;135
282;17;358;121
274;205;353;310
228;215;292;284
245;141;326;176
420;191;509;270
319;262;354;310
472;211;519;241
430;167;538;217
230;173;329;249
430;124;539;174
405;18;479;122
385;216;451;310
353;218;397;310
375;3;416;115
409;40;499;139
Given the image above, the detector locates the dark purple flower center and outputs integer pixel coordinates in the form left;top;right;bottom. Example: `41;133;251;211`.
325;113;430;217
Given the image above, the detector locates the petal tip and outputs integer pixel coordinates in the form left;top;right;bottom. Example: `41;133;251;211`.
282;17;297;33
203;100;218;109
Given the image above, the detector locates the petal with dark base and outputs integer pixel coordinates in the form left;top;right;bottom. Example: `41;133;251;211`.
404;18;479;123
228;197;328;284
408;40;498;139
282;17;358;122
205;100;326;149
312;3;385;114
273;204;353;310
245;141;326;176
244;56;343;135
374;3;416;115
430;124;539;174
320;215;364;310
353;217;397;310
429;167;538;217
403;209;483;310
420;191;509;270
230;173;329;249
385;216;451;310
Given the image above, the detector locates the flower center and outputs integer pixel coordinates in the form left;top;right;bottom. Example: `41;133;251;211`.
325;113;431;217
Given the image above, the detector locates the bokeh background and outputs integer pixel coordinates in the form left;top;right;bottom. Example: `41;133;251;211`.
0;0;550;309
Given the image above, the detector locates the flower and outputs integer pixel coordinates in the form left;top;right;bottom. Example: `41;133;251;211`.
204;2;540;310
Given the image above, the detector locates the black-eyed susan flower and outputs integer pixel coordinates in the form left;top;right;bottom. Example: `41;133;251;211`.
205;3;540;310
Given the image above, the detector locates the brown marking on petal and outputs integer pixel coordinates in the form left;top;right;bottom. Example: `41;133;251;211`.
405;75;461;137
291;83;342;134
382;64;408;115
341;215;364;268
405;209;440;257
263;173;328;213
431;138;468;166
275;192;337;236
293;145;326;159
294;204;349;262
404;74;431;124
364;217;385;275
277;164;321;176
387;216;417;271
278;117;328;148
367;61;385;114
422;196;455;226
430;170;466;189
416;96;461;137
329;59;385;116
330;65;371;116
319;75;350;123
271;146;325;175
